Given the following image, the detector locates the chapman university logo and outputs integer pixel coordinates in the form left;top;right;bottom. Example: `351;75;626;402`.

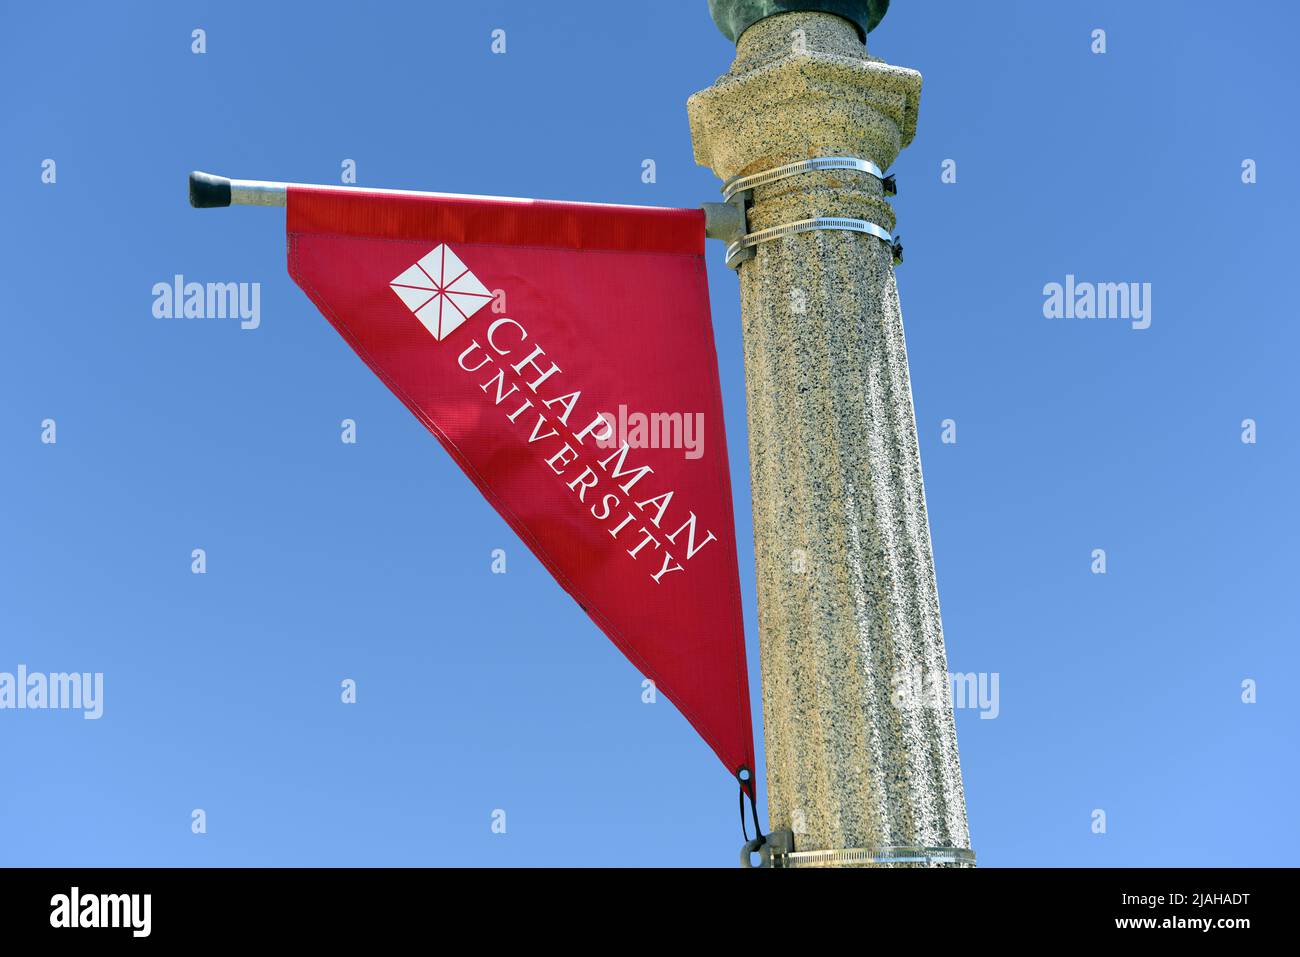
394;245;710;461
388;243;720;585
390;244;493;340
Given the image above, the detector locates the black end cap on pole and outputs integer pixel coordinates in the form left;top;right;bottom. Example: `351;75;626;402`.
189;171;232;208
707;0;889;44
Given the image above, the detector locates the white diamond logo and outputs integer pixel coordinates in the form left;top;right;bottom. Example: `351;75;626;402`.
390;244;493;341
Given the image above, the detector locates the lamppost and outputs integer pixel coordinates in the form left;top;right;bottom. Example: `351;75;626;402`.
690;0;974;867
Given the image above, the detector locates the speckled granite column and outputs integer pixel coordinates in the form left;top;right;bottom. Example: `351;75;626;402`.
689;11;971;863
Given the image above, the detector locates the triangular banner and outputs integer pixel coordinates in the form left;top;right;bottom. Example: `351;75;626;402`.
286;186;756;788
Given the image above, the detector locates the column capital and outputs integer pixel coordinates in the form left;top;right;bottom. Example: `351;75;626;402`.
688;11;921;182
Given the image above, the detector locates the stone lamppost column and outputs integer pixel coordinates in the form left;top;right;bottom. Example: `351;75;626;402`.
689;1;973;864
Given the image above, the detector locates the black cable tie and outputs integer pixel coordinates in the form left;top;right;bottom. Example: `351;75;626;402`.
737;766;763;846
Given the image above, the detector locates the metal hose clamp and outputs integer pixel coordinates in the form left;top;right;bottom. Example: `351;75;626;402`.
722;156;893;203
744;829;976;868
724;215;899;269
775;845;977;868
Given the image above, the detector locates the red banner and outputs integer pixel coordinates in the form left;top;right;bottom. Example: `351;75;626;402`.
287;186;756;790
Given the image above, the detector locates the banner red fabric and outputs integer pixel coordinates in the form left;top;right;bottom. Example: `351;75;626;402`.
287;186;756;788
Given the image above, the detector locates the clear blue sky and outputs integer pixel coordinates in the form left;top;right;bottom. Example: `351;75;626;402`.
1;0;1296;866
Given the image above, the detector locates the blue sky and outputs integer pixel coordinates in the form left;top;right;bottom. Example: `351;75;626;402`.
1;0;1296;866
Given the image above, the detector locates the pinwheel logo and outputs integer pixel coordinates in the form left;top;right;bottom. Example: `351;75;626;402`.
390;244;493;340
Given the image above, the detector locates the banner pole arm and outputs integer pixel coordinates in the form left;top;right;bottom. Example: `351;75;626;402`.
188;171;748;243
189;171;286;208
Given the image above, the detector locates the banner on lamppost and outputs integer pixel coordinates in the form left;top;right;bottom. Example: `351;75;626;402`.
287;185;757;792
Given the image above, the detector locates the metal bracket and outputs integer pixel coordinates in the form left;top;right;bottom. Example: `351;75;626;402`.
701;190;754;268
743;829;976;868
701;192;748;245
740;828;794;867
